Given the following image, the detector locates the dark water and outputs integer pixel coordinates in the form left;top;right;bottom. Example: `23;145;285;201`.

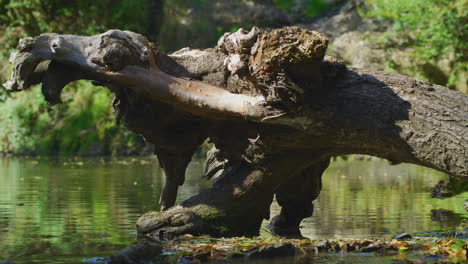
0;156;466;263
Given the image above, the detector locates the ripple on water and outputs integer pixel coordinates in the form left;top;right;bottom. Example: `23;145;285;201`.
0;157;465;263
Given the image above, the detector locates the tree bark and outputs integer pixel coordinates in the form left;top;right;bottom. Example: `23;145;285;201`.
3;27;467;238
267;159;330;237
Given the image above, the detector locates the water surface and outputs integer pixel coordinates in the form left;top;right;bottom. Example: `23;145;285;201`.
0;156;466;263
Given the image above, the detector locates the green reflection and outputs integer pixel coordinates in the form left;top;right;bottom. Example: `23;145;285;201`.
294;159;467;238
0;157;466;263
0;157;208;263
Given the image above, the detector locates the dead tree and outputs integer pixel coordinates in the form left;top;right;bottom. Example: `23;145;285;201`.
4;27;467;238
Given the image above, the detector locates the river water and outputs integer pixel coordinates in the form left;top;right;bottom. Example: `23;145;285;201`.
0;156;466;263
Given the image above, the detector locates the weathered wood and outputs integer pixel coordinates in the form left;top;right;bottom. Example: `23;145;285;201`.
3;27;467;238
267;159;330;238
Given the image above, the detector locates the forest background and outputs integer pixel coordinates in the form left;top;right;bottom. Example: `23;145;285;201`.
0;0;466;156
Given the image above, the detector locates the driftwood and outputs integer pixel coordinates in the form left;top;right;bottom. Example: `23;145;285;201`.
3;27;467;238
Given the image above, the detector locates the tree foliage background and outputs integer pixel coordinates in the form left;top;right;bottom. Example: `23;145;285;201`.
364;0;467;89
0;0;153;155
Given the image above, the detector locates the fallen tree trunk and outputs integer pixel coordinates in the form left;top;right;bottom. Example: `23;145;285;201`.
3;27;467;238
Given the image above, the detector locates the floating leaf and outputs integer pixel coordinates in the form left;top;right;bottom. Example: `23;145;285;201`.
389;240;410;251
450;239;465;251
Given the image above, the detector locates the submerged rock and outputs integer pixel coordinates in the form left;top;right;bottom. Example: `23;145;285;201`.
106;240;163;264
246;243;295;259
361;243;382;252
394;233;412;240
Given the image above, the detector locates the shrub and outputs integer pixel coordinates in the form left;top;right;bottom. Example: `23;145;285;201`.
0;82;146;155
364;0;468;90
0;0;151;155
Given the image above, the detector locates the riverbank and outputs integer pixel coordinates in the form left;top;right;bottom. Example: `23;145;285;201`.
103;233;468;263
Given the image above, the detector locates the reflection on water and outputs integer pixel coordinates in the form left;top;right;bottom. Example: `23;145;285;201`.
281;159;467;239
0;156;466;263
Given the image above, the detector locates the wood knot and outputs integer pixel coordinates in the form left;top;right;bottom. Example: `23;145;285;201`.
217;27;260;54
249;27;329;107
250;27;328;75
91;30;152;71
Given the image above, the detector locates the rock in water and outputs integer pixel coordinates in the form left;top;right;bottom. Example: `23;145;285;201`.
394;233;412;240
246;243;295;258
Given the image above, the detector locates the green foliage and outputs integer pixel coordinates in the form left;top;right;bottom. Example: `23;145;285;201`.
0;0;152;155
273;0;294;11
0;83;145;155
304;0;328;17
0;84;49;153
0;0;150;50
273;0;328;16
364;0;468;89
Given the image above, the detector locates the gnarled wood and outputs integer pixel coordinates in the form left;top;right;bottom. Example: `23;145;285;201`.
3;27;467;238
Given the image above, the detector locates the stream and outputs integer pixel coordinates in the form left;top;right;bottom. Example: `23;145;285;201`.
0;156;466;263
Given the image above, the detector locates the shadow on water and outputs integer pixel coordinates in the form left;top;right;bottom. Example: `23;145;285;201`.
0;156;466;263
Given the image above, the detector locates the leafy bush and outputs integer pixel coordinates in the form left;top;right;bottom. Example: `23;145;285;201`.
0;0;150;49
364;0;468;90
0;0;151;155
0;82;146;155
273;0;328;16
